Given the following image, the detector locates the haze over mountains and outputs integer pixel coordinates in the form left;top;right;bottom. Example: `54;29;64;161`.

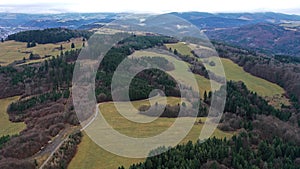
1;12;300;56
173;12;300;56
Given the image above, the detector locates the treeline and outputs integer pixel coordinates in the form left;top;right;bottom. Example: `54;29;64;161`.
125;133;300;169
7;28;92;44
139;102;208;118
0;135;10;149
138;81;291;122
223;81;291;121
8;90;70;115
274;55;300;64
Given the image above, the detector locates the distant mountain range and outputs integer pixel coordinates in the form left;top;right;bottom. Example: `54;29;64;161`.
1;12;300;56
0;13;117;39
206;23;300;56
171;12;300;56
171;12;300;28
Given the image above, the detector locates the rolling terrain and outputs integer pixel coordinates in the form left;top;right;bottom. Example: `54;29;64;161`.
0;22;299;169
0;38;84;66
69;41;294;168
206;23;300;56
165;42;289;108
69;96;234;169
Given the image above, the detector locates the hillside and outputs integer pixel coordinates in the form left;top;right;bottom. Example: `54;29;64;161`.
7;28;92;44
69;97;233;169
207;23;300;56
0;38;84;66
0;27;299;169
172;12;300;28
2;12;300;57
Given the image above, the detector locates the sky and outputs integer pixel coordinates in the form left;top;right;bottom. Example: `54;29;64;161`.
0;0;300;15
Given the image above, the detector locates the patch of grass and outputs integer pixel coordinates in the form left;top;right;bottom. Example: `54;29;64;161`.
165;42;193;56
131;50;221;98
201;56;289;106
0;96;25;136
165;42;288;105
200;56;289;107
0;38;84;66
68;132;145;169
220;58;285;97
69;97;233;169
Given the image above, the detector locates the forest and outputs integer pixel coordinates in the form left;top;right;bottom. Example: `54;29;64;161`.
0;33;299;169
6;28;92;44
125;133;300;169
0;35;186;168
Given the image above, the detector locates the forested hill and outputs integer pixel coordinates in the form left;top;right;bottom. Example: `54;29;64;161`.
126;133;300;169
6;28;93;44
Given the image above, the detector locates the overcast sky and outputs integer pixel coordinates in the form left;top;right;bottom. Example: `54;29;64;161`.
0;0;300;15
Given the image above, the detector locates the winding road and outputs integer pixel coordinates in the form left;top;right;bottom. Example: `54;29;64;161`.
38;106;99;169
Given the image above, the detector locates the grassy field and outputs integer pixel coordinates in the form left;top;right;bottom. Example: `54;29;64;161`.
0;38;84;66
200;56;285;97
0;96;25;136
68;97;233;169
165;42;193;56
131;50;221;98
164;42;289;106
219;58;284;96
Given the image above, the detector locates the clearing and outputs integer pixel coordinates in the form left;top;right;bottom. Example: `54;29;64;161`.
68;97;233;169
0;38;84;66
165;42;289;107
0;96;25;136
130;50;221;98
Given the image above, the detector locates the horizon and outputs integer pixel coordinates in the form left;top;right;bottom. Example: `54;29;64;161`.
1;11;300;16
0;0;300;15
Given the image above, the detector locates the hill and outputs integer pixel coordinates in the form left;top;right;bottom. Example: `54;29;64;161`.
0;38;84;66
69;96;233;169
207;23;300;56
7;28;92;44
0;33;299;169
172;12;300;29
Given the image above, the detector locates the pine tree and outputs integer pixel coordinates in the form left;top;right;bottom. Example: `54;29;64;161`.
71;43;75;49
204;91;208;102
174;49;178;55
31;41;36;47
29;53;34;60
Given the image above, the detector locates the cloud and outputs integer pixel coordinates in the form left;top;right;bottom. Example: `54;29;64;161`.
0;3;71;13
